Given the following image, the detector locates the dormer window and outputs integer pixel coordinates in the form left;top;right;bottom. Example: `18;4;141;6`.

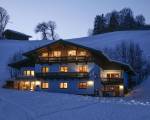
79;51;87;56
68;50;76;56
53;51;61;57
41;52;48;57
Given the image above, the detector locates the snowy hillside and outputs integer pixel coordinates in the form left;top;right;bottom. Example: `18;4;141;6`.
0;88;150;120
68;30;150;57
0;30;150;84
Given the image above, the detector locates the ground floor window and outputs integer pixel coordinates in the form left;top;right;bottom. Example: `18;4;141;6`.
78;82;87;89
14;80;49;91
42;82;49;89
59;82;68;89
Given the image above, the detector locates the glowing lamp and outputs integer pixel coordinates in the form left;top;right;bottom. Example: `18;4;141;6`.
87;81;94;86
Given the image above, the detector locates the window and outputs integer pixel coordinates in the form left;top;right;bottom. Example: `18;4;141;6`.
68;50;76;56
41;66;49;73
78;82;87;89
79;51;86;56
23;70;35;77
107;73;120;78
60;82;68;89
53;51;61;57
60;66;68;72
42;82;49;89
41;52;48;57
77;65;88;72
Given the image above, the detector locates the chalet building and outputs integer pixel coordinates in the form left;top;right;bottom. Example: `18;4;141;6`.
6;40;135;97
3;29;31;40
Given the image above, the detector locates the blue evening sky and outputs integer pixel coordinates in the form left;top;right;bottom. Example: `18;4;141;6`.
0;0;150;40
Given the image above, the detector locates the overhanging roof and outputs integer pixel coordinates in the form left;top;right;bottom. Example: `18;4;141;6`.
9;39;135;75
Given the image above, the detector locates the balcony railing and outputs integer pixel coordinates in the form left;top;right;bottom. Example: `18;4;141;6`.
36;72;89;79
101;78;123;85
37;56;94;63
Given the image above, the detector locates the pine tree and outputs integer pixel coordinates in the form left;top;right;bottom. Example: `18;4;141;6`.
93;14;106;35
108;11;119;31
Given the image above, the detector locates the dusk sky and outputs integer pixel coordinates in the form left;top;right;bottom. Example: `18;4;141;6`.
0;0;150;40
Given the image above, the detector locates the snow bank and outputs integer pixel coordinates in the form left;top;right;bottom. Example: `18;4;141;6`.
0;88;150;120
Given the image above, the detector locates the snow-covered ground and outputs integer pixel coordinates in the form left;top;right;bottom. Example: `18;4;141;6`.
0;78;150;120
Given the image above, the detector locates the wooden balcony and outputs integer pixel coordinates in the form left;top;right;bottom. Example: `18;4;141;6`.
37;56;94;63
101;78;123;85
35;72;89;79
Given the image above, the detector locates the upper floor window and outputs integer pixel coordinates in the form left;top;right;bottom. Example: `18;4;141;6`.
59;82;68;89
78;82;87;89
53;51;61;57
68;50;76;56
79;51;87;56
41;52;48;57
60;66;68;72
41;66;49;73
23;70;35;77
77;65;88;72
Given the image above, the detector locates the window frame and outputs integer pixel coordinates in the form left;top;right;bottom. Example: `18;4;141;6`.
77;65;88;72
53;51;61;57
41;66;49;73
23;70;35;77
42;82;49;89
59;82;68;89
78;82;87;89
68;50;77;56
60;66;68;72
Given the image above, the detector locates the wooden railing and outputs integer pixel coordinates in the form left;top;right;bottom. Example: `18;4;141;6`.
35;72;89;79
37;56;94;63
101;78;123;84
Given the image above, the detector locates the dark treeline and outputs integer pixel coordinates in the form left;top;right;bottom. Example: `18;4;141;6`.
91;8;150;35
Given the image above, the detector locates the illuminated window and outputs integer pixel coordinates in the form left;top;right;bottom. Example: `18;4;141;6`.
107;73;120;78
42;82;49;89
78;82;87;89
53;51;61;57
41;66;49;73
60;66;68;72
60;82;68;89
68;50;76;56
77;65;88;72
41;52;48;57
23;70;35;77
79;51;86;56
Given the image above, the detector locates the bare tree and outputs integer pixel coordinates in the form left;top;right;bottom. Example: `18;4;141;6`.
0;7;9;39
8;51;23;79
35;21;58;40
35;22;49;40
135;15;145;26
47;21;57;40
